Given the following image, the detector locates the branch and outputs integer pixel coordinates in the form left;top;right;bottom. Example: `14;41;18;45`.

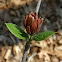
21;41;30;62
36;0;42;14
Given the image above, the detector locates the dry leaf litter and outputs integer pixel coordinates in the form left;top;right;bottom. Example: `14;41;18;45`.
0;0;62;62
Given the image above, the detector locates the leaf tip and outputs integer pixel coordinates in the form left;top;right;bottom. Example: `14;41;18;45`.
5;23;7;25
5;23;8;26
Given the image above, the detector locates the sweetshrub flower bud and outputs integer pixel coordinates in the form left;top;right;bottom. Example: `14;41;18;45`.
24;12;43;34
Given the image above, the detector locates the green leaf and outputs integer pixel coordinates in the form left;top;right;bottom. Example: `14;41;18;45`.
5;23;28;40
33;31;57;41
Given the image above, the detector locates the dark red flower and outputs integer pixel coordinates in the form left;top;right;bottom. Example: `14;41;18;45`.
24;12;43;34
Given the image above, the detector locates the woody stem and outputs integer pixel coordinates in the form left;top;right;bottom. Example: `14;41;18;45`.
21;42;30;62
21;36;31;62
36;0;42;14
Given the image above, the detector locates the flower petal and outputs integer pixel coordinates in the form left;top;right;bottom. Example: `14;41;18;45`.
34;12;38;20
32;20;37;29
26;26;31;34
31;20;37;34
31;12;38;20
37;17;43;28
27;15;34;27
24;16;29;27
